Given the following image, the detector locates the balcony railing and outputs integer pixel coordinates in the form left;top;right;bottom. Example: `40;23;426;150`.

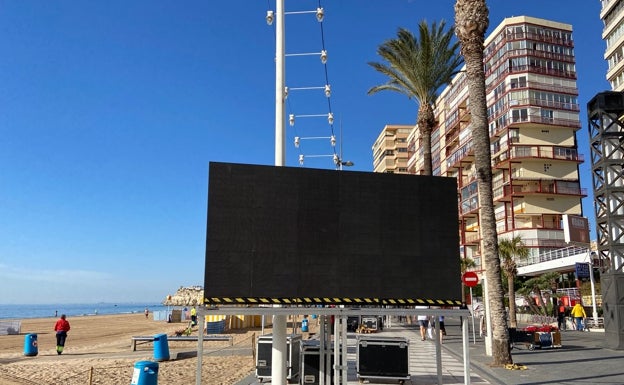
490;113;581;138
517;245;588;267
495;182;587;199
460;197;479;215
485;49;575;78
464;231;480;244
446;140;474;169
492;146;584;166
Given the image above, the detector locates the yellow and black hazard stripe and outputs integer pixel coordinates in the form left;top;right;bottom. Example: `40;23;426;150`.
204;297;462;306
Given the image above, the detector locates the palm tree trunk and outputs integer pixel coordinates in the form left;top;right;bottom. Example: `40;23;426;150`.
508;274;517;328
455;0;512;365
417;103;435;175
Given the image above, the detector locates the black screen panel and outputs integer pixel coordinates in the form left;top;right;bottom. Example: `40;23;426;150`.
204;162;461;304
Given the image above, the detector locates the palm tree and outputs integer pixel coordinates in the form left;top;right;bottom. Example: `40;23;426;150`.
454;0;512;365
498;236;529;328
368;20;463;175
518;273;561;315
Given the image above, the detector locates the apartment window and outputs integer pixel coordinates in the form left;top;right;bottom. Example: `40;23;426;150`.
511;109;528;122
557;181;580;194
554;147;577;159
509;57;528;70
493;82;505;99
541;109;554;123
510;76;527;89
509;128;520;142
515;146;533;157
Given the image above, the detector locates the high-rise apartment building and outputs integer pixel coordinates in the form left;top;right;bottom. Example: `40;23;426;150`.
375;16;585;271
601;0;624;90
371;125;413;173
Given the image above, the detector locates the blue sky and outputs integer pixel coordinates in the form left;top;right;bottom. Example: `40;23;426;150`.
0;1;607;304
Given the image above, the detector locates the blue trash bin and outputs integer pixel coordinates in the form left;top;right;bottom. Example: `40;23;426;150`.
302;318;309;332
131;360;158;385
24;333;38;356
153;334;170;361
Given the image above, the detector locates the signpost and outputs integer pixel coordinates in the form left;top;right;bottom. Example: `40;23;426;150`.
462;272;479;344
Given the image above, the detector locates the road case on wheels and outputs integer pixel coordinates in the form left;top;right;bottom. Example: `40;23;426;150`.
300;340;336;385
255;334;302;383
356;336;410;384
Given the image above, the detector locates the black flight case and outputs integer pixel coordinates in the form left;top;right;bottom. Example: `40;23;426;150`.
300;339;337;384
356;335;410;383
255;334;302;383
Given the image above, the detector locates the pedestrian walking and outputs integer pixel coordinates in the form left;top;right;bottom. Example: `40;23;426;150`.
417;314;429;341
556;301;566;331
570;303;586;331
54;314;71;355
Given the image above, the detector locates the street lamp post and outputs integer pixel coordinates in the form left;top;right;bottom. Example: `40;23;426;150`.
273;1;287;385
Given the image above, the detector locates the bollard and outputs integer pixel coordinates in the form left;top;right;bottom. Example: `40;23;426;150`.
23;333;38;356
153;334;170;361
131;361;158;385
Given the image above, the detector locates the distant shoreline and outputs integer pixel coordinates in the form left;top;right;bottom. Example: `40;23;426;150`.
0;302;169;320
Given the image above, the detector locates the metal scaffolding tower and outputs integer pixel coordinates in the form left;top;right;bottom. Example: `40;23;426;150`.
588;91;624;349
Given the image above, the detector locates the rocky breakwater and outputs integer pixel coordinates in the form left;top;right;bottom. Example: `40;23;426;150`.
163;285;204;306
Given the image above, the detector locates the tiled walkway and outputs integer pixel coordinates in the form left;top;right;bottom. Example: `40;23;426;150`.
240;325;491;384
350;327;490;384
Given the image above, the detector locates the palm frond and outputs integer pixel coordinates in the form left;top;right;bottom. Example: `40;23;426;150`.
368;20;463;106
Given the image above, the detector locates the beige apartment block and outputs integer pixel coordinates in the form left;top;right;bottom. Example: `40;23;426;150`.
374;16;586;271
371;124;413;173
601;0;624;90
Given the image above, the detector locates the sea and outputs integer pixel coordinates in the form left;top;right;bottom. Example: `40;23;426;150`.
0;303;170;320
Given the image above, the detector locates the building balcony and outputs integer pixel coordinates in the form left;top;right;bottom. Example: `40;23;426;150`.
485;49;576;78
493;181;587;202
463;231;480;245
461;174;477;188
445;140;474;169
487;66;577;94
459;197;479;216
489;113;581;138
445;127;460;145
491;145;584;168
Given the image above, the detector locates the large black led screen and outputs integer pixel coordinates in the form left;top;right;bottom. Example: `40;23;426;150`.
204;162;461;304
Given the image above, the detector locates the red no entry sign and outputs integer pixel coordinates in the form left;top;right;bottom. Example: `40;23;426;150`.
462;271;479;287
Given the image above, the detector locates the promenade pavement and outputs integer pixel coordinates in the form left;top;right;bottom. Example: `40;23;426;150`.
441;316;624;385
235;316;624;385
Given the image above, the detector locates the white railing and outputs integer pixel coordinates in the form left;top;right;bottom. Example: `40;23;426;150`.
517;245;589;267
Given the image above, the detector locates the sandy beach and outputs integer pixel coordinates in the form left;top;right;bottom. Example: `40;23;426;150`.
0;313;268;384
